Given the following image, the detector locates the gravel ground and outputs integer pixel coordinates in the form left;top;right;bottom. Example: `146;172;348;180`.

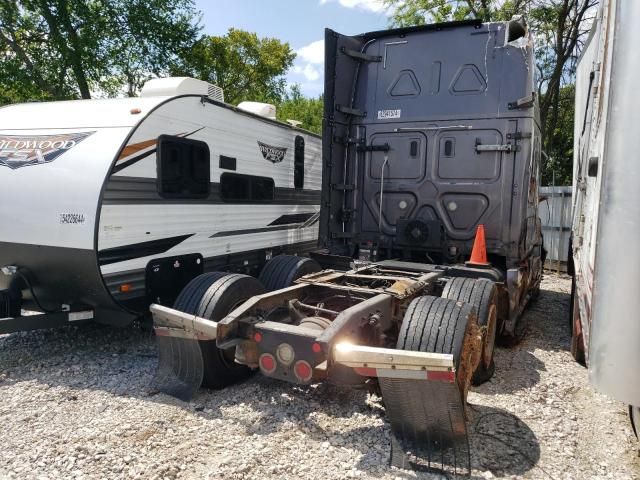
0;274;638;480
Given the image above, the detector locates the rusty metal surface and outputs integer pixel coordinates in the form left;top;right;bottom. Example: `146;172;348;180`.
216;283;310;341
150;304;218;340
316;294;393;347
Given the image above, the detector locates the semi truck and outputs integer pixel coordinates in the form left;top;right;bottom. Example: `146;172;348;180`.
569;0;640;435
150;17;543;475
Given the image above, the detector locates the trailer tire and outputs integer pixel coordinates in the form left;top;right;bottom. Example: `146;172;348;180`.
569;276;586;365
442;277;498;385
630;405;639;439
173;272;265;389
398;295;478;401
258;255;321;291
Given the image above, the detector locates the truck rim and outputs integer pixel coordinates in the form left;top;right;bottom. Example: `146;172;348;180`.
483;304;497;368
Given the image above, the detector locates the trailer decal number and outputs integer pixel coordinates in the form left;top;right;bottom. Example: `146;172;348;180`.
0;132;95;169
378;109;401;120
60;213;86;225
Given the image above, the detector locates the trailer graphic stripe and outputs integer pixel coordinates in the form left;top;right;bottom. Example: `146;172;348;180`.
97;234;194;266
118;138;157;160
113;128;206;173
103;176;321;206
209;219;318;238
268;213;316;226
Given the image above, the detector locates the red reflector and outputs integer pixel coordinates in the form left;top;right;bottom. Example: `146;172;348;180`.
253;332;263;343
294;360;313;382
427;370;456;382
119;284;132;293
259;353;276;374
311;342;322;353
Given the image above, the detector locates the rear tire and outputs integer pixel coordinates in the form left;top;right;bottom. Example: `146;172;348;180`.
569;276;586;365
630;405;639;439
258;255;321;291
397;295;477;401
173;272;265;388
442;277;498;385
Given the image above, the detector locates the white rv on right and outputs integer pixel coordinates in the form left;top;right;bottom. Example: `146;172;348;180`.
570;0;639;434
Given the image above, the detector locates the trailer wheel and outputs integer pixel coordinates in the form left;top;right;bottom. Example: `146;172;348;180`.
173;272;265;388
398;295;478;401
442;277;498;385
258;255;321;291
569;276;586;365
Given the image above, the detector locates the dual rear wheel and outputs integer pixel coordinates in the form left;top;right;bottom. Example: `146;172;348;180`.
442;277;499;385
398;277;499;389
397;295;479;400
171;255;321;389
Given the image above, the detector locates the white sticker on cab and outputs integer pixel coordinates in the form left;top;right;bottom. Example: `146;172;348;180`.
377;109;401;120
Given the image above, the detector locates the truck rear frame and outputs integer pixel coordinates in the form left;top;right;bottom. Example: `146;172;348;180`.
152;261;491;474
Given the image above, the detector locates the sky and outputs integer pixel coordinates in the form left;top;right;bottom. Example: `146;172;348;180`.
193;0;391;97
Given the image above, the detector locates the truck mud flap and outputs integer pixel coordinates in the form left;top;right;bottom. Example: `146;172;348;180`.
333;343;471;476
150;304;217;401
379;377;470;477
152;335;204;401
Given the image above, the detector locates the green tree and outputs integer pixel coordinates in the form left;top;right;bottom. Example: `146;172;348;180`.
173;28;296;106
384;0;596;184
0;0;200;103
541;84;574;185
387;0;530;23
276;85;323;134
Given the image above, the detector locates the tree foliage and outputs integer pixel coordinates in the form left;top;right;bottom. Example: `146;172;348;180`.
541;84;574;185
0;0;200;102
276;85;324;134
173;29;296;106
385;0;597;185
387;0;531;23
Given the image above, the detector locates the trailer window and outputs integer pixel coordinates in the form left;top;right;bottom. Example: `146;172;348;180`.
294;135;305;189
219;155;237;171
220;173;275;202
157;135;210;198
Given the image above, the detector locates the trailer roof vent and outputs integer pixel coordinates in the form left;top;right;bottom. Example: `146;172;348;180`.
140;77;225;103
237;101;277;120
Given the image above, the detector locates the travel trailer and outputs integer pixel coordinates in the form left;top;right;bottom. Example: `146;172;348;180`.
0;77;321;331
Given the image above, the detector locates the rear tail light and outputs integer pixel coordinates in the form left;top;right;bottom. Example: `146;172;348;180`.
259;353;276;374
294;360;313;383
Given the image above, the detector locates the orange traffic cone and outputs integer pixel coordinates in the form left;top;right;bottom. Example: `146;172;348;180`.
467;224;490;266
